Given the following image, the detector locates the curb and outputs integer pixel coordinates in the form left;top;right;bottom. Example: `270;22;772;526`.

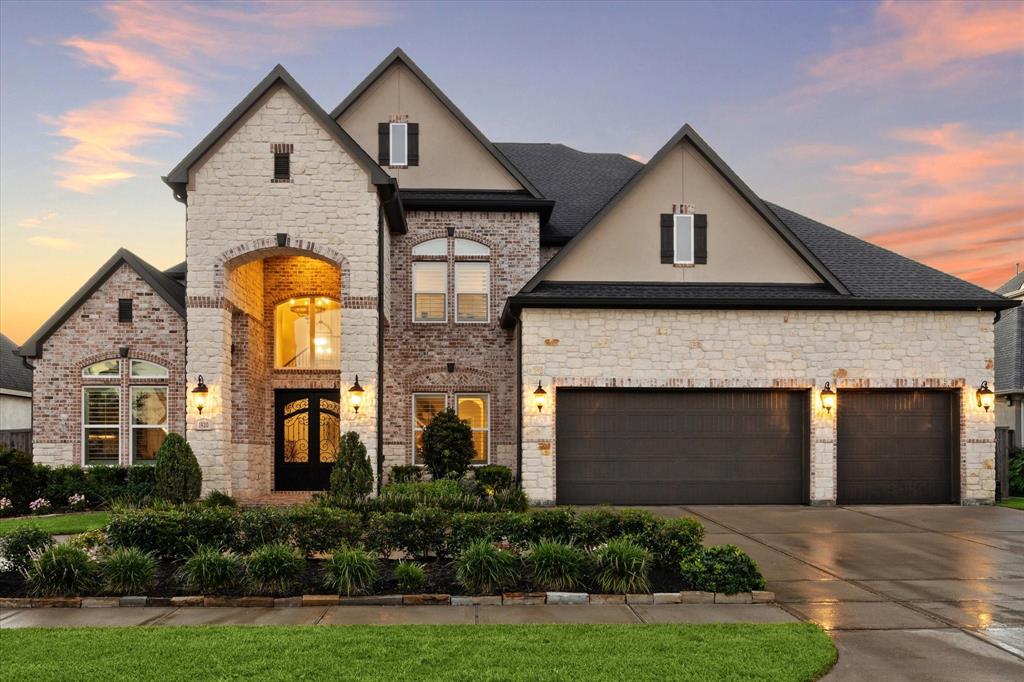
0;591;774;609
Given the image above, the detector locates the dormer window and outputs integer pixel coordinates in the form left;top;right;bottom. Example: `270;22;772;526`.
390;122;408;166
673;214;694;265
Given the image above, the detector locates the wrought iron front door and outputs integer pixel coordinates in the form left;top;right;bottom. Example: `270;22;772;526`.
274;389;341;491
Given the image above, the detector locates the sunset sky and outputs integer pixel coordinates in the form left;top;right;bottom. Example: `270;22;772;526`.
1;0;1022;344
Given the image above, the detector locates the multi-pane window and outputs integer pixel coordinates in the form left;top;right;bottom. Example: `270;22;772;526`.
412;394;446;464
274;297;341;369
412;262;447;322
412;393;489;464
455;262;489;322
83;387;120;465
673;214;694;264
131;387;168;463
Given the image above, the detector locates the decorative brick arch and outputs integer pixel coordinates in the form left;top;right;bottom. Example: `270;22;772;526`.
405;363;496;393
409;231;497;253
213;236;351;301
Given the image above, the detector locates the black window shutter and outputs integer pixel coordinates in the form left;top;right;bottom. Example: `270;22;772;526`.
118;298;133;323
694;214;708;264
660;214;674;263
273;153;290;181
378;122;390;165
407;123;419;166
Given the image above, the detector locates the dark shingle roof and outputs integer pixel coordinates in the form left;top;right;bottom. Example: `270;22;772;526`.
1;334;32;393
495;143;641;244
994;272;1024;394
996;271;1024;296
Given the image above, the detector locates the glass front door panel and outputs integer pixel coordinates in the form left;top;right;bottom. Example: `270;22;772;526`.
275;391;343;491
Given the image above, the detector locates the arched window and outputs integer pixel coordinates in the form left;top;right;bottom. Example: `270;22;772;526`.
410;237;491;323
411;238;447;256
274;296;341;369
81;358;169;466
130;360;168;379
83;359;119;377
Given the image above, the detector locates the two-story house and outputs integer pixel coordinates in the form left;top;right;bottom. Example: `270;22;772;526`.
17;49;1018;506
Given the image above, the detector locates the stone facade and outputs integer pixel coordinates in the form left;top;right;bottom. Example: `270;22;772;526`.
184;84;380;496
30;264;186;466
519;308;996;505
381;210;540;477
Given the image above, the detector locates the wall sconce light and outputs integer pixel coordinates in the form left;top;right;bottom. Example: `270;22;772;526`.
820;382;836;414
192;375;209;414
976;381;994;412
348;375;365;413
533;381;547;412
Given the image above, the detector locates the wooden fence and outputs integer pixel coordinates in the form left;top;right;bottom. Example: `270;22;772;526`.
995;427;1013;501
0;429;31;455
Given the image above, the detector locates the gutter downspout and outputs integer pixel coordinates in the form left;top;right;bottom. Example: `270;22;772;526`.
376;205;386;495
515;318;523;489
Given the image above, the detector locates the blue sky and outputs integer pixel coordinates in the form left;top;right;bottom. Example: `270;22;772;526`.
1;0;1022;342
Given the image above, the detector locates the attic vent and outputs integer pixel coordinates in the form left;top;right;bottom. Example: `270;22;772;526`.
118;298;133;323
271;143;293;182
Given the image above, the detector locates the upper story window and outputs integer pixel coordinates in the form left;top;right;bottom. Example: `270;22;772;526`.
83;359;119;377
378;121;419;167
390;122;408;166
272;143;292;182
130;360;168;379
412;262;447;322
410;237;490;323
274;296;341;369
673;214;694;265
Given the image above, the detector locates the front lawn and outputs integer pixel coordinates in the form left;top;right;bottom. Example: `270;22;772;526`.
997;497;1024;510
0;511;111;536
0;623;836;682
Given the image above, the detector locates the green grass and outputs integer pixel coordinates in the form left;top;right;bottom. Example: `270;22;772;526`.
0;624;835;681
0;511;111;536
997;497;1024;510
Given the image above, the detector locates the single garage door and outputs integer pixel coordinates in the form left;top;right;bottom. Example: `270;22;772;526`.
555;389;807;505
837;390;958;504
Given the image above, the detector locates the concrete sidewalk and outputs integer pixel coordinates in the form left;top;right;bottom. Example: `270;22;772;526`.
0;603;797;628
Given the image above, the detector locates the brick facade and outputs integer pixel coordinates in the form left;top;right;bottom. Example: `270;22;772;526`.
519;308;997;505
31;264;185;466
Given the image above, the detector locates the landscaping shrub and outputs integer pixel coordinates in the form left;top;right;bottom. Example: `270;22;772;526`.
455;539;519;595
376;480;477;512
120;465;158;505
394;560;427;592
474;465;514;491
181;546;244;594
491;487;530;512
25;544;98;596
389;465;422;484
0;445;34;512
421;409;476;480
528;508;577;544
576;508;624;547
0;524;54;573
67;529;108;556
365;512;411;558
236;507;291;553
592;538;651;594
679;545;766;594
154;433;202;504
245;543;305;596
330;431;374;503
1009;447;1024;496
100;547;157;594
649;517;704;568
618;509;659;540
287;506;361;555
107;507;190;558
323;546;378;596
447;512;533;555
527;540;586;591
185;506;240;552
204;490;237;508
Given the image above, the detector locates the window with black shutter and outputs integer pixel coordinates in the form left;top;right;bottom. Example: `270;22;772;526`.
378;121;419;167
660;213;708;264
118;298;133;323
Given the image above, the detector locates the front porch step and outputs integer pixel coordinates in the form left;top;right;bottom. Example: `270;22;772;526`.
237;491;316;507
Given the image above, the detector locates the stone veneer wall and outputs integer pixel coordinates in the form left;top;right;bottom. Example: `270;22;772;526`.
520;308;996;505
31;264;186;465
185;84;380;494
381;210;539;477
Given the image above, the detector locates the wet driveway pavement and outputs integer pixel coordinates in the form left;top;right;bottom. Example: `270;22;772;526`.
677;504;1024;681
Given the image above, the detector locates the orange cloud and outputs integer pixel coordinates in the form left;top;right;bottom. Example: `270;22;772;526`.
836;123;1024;290
28;236;81;251
800;0;1024;95
51;1;390;192
16;211;58;228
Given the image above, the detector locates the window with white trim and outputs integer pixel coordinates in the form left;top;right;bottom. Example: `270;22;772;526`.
390;122;408;166
83;386;120;465
673;214;694;264
412;393;446;464
412;262;447;322
455;262;489;322
131;386;168;463
411;238;447;256
83;359;119;377
130;360;168;379
456;394;489;463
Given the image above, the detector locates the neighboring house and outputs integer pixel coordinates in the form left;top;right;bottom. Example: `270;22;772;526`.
994;271;1024;447
16;48;1019;506
1;333;33;452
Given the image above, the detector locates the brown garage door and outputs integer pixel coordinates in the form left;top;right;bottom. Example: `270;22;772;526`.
837;390;958;504
555;389;807;505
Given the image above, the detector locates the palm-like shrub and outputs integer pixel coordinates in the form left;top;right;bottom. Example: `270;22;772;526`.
330;432;374;503
154;433;202;504
455;539;518;595
527;540;586;591
25;544;98;596
394;560;427;592
592;538;651;594
0;524;53;572
421;409;476;480
101;547;156;594
323;546;378;596
181;546;243;594
245;543;305;595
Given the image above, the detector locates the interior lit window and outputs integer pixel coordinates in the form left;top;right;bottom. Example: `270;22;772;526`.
130;360;168;379
83;359;120;377
412;394;446;464
83;386;120;465
455;262;489;322
457;394;489;463
412;262;447;322
131;387;168;463
274;296;341;369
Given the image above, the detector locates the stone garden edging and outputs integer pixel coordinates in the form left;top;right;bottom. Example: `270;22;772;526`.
0;590;774;609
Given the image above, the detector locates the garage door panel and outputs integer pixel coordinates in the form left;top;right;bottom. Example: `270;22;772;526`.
556;389;807;505
837;390;956;505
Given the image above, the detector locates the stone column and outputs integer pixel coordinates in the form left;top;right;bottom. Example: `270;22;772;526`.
185;304;233;494
340;306;380;490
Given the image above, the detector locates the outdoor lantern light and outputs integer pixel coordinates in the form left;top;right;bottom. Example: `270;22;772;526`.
976;381;994;412
349;375;365;413
533;381;547;412
820;382;836;414
192;375;209;414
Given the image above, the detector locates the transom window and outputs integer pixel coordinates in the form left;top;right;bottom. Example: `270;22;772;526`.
274;296;341;369
83;359;119;377
412;393;489;464
130;360;168;379
673;214;694;265
411;237;490;323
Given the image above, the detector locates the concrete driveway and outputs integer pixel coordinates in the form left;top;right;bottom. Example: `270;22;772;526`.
673;504;1024;681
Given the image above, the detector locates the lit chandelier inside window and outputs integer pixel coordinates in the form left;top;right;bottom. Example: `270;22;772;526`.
275;296;340;369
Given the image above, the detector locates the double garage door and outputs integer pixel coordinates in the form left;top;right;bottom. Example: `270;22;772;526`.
555;388;957;505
